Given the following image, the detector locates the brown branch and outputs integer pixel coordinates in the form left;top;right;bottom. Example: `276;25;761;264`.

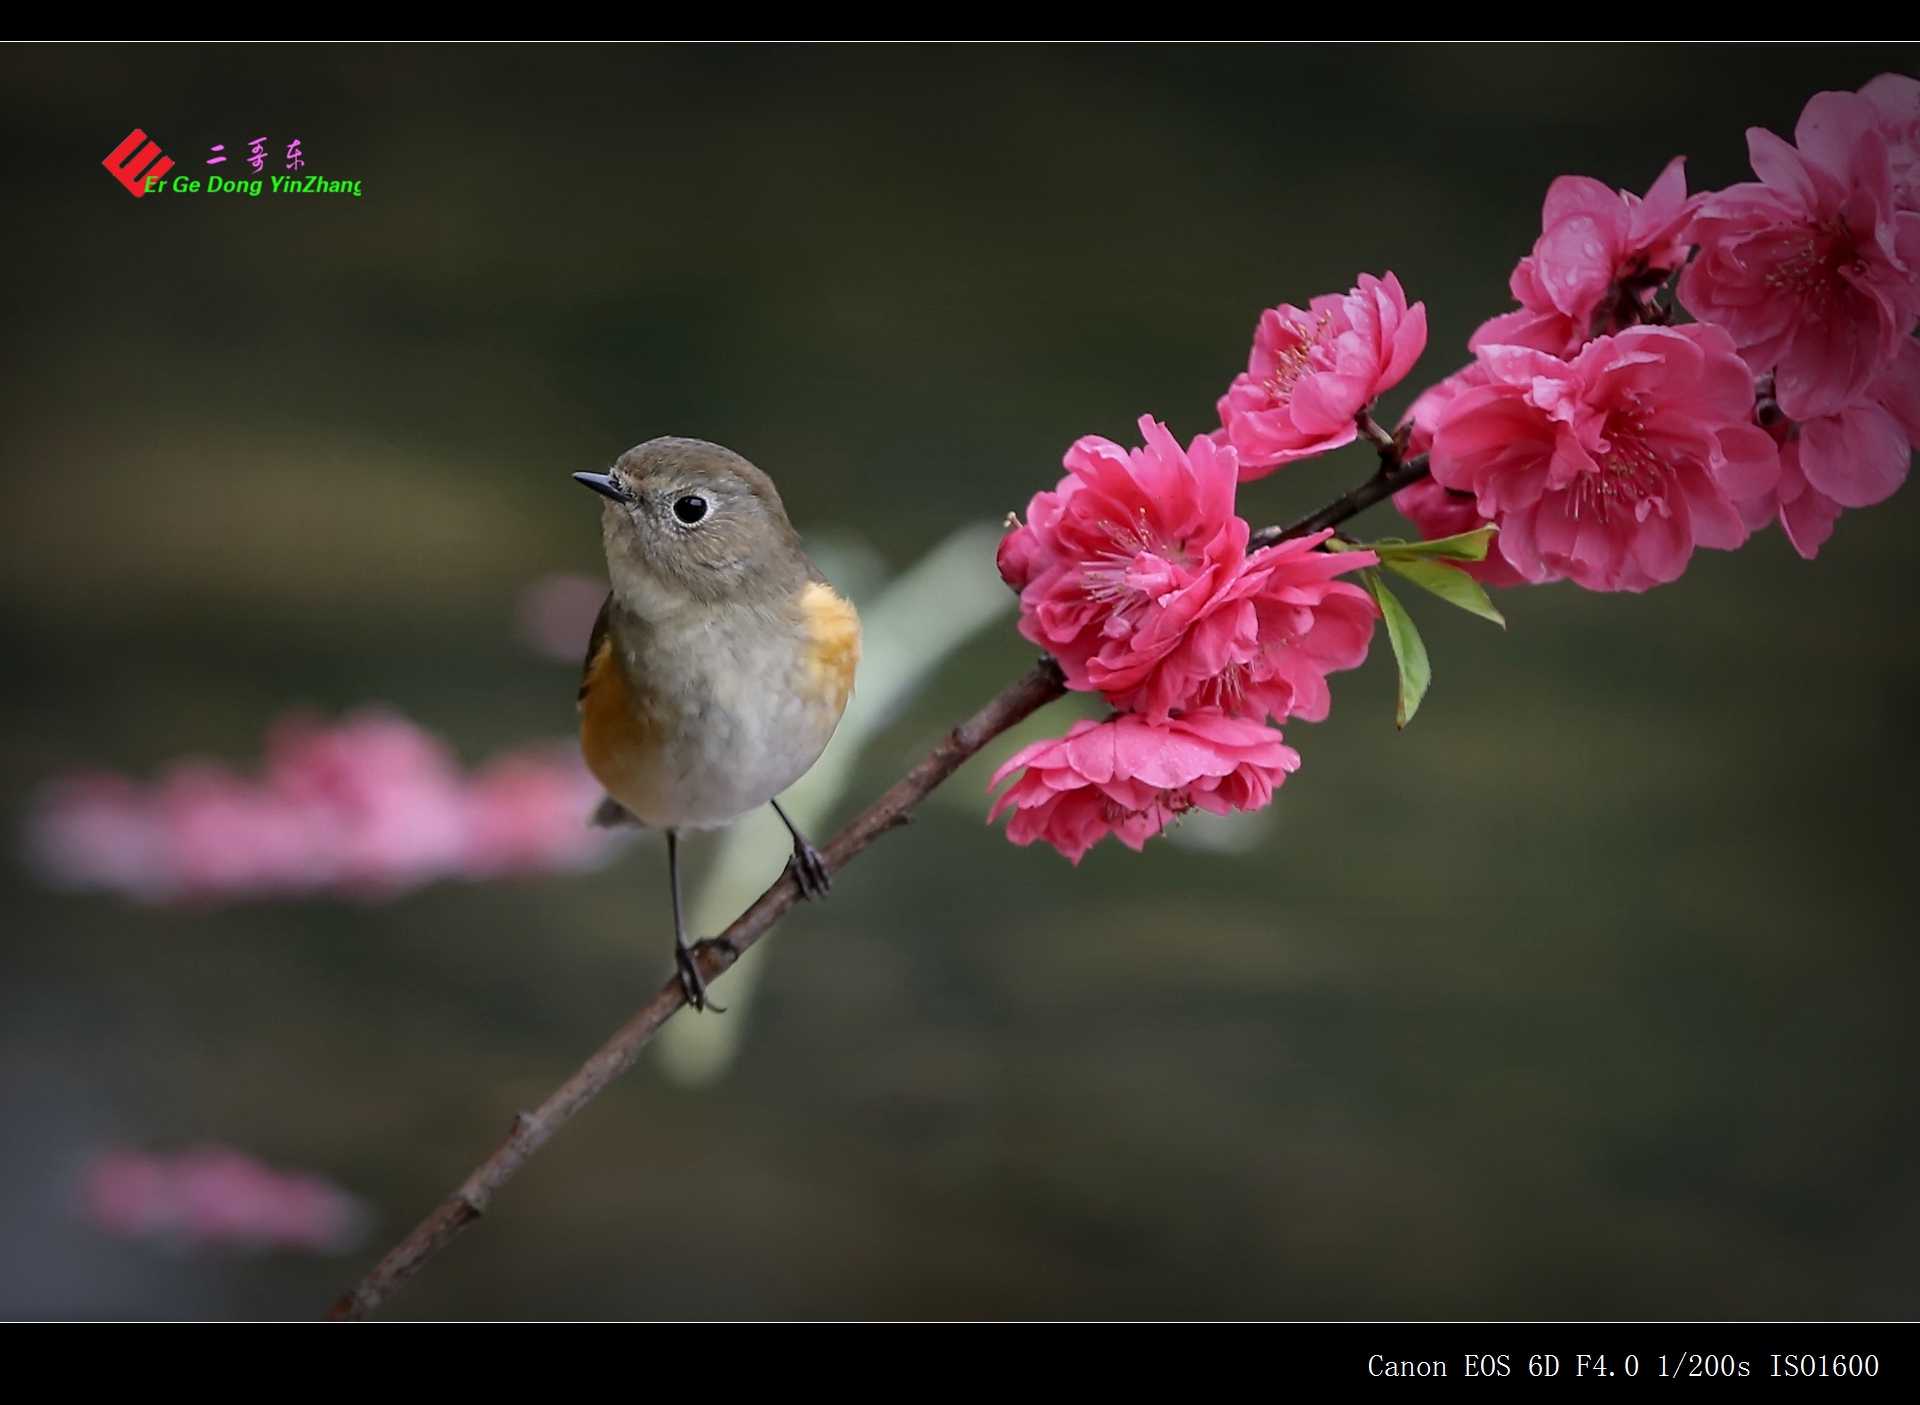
1248;452;1431;550
323;656;1068;1321
1355;408;1398;455
325;420;1438;1320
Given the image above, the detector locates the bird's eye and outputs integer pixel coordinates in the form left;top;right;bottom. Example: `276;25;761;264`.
673;495;709;525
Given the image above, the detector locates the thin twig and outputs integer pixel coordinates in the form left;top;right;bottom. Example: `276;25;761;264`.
324;657;1068;1321
1355;409;1398;455
1249;452;1431;550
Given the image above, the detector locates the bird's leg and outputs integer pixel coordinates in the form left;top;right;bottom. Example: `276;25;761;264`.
771;799;831;900
667;830;723;1013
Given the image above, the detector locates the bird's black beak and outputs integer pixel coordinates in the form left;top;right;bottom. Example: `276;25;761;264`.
573;472;633;504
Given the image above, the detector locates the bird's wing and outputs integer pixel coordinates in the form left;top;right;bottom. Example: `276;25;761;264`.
578;591;613;704
579;592;640;829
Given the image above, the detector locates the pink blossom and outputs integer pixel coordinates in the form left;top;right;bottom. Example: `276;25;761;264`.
1860;72;1920;213
27;709;624;905
1472;158;1700;358
988;710;1298;863
998;417;1377;723
1880;333;1920;445
1215;272;1427;477
999;417;1243;703
82;1145;367;1254
1797;394;1913;509
1736;338;1920;557
1679;89;1920;420
1399;361;1490;463
1390;365;1529;589
1173;533;1379;725
1428;324;1779;592
1760;438;1847;560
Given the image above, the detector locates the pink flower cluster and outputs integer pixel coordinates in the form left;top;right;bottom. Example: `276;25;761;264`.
1682;77;1920;556
1399;74;1920;578
83;1145;368;1254
996;77;1919;860
994;414;1382;861
28;709;623;905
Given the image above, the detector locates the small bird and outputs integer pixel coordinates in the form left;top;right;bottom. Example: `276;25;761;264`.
573;437;861;1012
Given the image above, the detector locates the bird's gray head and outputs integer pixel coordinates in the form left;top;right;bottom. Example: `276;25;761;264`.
575;437;807;612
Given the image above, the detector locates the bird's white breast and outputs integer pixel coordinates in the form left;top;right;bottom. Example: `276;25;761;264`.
607;599;846;831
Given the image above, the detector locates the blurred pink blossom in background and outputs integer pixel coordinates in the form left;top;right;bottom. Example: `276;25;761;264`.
516;572;608;663
28;709;625;904
1216;271;1427;477
82;1145;368;1254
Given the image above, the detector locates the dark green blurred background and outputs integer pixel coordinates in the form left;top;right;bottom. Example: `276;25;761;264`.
3;44;1918;1319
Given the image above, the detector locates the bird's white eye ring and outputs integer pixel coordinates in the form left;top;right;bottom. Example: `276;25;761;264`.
673;495;709;525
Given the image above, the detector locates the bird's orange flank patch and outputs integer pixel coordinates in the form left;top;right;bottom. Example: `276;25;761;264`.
578;631;654;795
800;580;861;713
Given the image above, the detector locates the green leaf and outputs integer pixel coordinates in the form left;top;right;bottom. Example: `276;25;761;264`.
1363;569;1431;729
1383;557;1507;628
1369;526;1497;563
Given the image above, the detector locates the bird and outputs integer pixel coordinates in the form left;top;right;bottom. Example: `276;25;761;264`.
572;436;861;1013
